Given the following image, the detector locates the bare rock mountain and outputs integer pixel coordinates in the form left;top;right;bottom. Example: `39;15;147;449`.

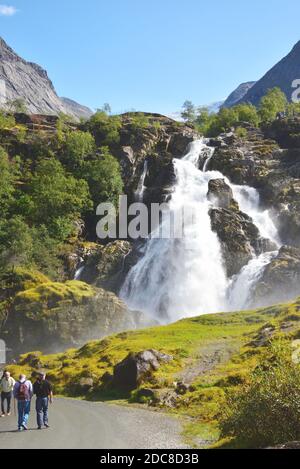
236;41;300;106
0;37;93;120
223;81;256;108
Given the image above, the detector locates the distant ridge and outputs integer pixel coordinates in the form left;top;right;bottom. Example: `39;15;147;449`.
0;37;93;120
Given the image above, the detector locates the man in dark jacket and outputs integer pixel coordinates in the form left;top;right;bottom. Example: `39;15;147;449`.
33;372;53;430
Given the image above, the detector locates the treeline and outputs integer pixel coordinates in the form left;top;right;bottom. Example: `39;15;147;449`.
0;109;124;278
181;87;300;136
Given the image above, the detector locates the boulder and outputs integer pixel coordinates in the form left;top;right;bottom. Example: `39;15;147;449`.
209;207;275;277
77;377;94;393
207;178;239;210
2;279;155;355
251;246;300;307
112;349;173;390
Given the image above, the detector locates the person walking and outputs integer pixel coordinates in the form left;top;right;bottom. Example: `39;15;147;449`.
33;372;53;430
0;371;15;417
13;374;33;431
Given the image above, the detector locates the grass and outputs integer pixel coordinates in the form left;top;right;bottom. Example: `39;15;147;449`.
7;297;300;447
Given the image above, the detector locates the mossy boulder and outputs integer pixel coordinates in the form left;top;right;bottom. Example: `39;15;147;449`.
2;279;154;356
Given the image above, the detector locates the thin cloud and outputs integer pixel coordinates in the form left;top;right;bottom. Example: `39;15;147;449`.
0;5;18;16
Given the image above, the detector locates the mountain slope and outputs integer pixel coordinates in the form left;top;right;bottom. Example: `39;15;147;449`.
223;81;256;107
237;41;300;106
0;37;92;119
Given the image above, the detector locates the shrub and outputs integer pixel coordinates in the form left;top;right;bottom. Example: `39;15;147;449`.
87;111;122;146
235;127;248;139
219;341;300;448
258;87;288;123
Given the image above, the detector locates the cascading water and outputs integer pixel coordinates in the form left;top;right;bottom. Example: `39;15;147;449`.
121;139;281;322
120;140;228;322
231;184;279;245
228;251;278;310
135;160;148;202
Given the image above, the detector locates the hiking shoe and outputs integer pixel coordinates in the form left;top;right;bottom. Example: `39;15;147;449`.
22;424;28;430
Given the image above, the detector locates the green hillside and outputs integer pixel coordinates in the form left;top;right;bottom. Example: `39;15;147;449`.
8;297;300;448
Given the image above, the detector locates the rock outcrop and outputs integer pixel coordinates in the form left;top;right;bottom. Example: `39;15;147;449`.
0;37;92;120
112;349;173;390
1;277;154;355
115;113;198;203
208;124;300;248
252;246;300;307
208;178;275;277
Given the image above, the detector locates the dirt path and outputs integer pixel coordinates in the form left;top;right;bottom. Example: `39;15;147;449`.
177;338;240;384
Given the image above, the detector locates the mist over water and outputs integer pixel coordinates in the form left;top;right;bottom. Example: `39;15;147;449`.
121;139;281;322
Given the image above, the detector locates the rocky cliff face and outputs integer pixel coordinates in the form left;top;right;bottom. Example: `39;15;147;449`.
0;269;154;356
236;41;300;106
0;37;92;120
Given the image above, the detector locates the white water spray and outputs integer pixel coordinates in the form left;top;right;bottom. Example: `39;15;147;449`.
121;140;228;322
121;139;281;321
228;251;278;310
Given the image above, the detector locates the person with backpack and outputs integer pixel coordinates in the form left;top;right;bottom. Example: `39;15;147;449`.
13;374;33;431
0;370;15;417
33;372;53;430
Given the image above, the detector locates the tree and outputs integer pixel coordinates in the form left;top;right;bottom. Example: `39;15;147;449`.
82;147;123;208
0;147;16;217
87;112;122;146
258;87;288;123
28;158;92;239
62;130;96;172
234;104;260;127
98;103;111;115
181;100;196;122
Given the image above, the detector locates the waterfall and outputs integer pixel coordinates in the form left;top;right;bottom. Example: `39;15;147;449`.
120;139;281;322
228;251;278;310
74;264;85;280
120;140;228;322
231;184;279;245
135;160;148;202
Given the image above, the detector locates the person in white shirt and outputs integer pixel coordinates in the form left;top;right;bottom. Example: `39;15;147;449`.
0;371;15;417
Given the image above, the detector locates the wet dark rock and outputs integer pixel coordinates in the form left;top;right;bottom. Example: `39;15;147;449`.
207;178;239;210
209;207;275;277
112;349;173;391
252;246;300;307
81;240;132;293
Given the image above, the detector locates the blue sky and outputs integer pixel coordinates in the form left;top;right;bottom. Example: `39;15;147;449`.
1;0;300;114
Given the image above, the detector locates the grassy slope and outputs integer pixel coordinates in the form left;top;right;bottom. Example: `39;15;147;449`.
8;297;300;447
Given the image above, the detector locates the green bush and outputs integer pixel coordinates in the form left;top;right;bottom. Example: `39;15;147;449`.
220;342;300;448
62;130;96;172
87;111;122;146
258;87;288;123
